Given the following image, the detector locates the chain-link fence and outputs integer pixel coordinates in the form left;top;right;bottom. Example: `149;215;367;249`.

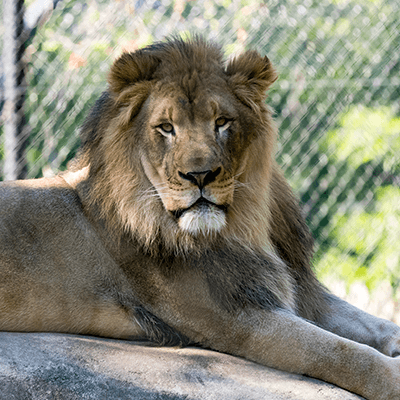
1;0;400;320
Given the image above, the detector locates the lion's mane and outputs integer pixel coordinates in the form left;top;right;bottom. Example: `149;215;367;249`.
76;37;327;321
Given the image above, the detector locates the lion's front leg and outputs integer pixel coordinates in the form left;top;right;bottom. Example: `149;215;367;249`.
227;309;400;400
150;285;399;400
316;293;400;358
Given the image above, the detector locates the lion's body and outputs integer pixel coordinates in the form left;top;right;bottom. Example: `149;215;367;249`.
1;38;399;399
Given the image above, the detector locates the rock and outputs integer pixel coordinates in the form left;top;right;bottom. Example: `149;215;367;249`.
0;332;363;400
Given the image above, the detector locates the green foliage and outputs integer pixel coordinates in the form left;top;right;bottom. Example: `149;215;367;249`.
325;107;400;171
315;107;400;293
317;185;400;292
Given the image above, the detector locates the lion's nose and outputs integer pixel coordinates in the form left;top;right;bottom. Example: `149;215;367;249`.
179;167;221;189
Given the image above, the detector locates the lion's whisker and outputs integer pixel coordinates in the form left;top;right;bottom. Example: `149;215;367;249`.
233;180;250;188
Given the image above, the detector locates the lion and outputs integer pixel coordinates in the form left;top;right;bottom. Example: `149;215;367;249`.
0;37;399;399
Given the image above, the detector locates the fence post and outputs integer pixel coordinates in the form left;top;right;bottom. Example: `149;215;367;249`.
3;0;28;180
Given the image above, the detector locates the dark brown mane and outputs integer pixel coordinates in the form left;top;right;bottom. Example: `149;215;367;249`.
143;36;224;75
77;38;313;268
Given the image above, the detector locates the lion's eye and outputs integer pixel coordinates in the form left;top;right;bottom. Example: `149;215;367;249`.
215;117;232;135
158;123;174;135
215;117;227;127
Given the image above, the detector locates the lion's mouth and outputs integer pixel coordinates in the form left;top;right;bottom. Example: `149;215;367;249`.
171;197;228;219
172;197;228;235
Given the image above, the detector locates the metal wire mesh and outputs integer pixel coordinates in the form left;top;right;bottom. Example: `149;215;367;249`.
1;0;400;319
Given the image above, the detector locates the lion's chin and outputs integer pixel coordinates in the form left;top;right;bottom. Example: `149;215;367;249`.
177;202;226;235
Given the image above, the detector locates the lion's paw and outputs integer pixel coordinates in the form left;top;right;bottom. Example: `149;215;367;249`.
381;327;400;358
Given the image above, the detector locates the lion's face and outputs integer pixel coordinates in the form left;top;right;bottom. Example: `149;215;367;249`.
83;38;278;248
139;83;246;235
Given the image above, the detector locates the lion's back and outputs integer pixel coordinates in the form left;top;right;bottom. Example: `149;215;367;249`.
0;176;84;253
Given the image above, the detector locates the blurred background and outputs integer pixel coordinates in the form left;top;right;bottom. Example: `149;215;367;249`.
1;0;399;322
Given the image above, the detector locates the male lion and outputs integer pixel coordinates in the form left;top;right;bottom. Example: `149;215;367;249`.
0;37;399;399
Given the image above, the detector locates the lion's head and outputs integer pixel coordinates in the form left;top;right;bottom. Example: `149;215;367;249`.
79;37;279;254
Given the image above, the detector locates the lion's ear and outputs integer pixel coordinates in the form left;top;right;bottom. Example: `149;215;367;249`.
108;51;161;94
225;51;277;110
108;51;161;125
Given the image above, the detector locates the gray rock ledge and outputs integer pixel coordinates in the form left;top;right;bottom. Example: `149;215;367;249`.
0;332;363;399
